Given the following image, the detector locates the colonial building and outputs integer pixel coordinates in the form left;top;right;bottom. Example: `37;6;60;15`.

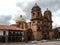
0;3;55;42
53;27;60;39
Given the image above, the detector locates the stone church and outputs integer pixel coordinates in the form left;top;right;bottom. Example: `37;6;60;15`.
0;3;54;42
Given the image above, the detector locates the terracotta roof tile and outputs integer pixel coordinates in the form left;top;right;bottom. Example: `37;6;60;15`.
0;25;25;31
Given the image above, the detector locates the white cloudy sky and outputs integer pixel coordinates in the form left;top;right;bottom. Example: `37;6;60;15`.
0;0;60;28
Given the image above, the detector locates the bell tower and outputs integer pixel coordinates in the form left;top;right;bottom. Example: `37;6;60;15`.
31;3;42;40
43;8;53;40
31;3;42;31
31;3;42;20
44;8;52;31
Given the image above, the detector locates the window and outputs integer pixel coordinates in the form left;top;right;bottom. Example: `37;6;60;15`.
3;31;5;35
33;13;35;15
38;12;40;15
9;31;11;34
13;31;15;34
33;13;35;16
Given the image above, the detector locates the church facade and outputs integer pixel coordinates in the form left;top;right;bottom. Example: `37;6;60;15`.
28;3;54;41
0;3;54;42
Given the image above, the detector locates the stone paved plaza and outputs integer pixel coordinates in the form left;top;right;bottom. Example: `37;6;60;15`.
0;41;60;45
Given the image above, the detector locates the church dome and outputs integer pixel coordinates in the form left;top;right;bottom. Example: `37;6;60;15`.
16;15;26;23
44;8;51;14
32;3;41;10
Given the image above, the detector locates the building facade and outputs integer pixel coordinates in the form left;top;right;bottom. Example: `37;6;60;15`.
0;3;55;42
30;3;54;40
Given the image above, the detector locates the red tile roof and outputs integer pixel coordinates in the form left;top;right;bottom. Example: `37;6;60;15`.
0;25;21;30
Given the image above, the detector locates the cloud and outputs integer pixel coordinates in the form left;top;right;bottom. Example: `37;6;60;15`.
0;0;60;28
0;0;25;25
0;15;12;25
52;9;60;28
16;0;60;17
16;0;37;20
16;0;60;28
52;16;60;28
17;0;60;12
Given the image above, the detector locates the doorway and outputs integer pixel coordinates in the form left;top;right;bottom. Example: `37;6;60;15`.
27;29;33;41
42;33;49;40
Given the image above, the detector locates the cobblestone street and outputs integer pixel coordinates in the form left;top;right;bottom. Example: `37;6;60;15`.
0;41;60;45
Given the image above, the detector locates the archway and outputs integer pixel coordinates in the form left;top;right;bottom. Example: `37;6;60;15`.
42;32;49;40
27;29;33;41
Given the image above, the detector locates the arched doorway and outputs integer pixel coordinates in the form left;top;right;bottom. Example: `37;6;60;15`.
42;32;49;40
27;29;33;41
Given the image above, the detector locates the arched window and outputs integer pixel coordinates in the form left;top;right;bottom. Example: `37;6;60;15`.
33;13;35;16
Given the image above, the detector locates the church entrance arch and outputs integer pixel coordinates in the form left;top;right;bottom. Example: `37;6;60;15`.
42;31;49;40
27;29;33;41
